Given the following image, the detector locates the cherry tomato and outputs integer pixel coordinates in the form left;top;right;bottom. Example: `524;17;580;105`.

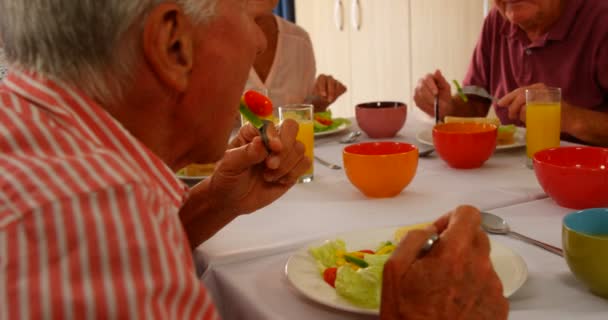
244;90;273;117
358;249;375;255
314;115;333;126
323;267;338;288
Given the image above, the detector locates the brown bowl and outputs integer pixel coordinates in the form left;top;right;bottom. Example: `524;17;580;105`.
355;101;407;138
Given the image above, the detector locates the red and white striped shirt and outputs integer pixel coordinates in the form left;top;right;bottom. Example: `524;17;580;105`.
0;71;218;319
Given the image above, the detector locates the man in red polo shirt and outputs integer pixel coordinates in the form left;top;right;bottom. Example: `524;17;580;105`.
414;0;608;146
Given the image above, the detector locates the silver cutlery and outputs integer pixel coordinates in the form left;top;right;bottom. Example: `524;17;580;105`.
461;85;498;102
314;156;342;170
339;130;361;144
419;148;435;158
481;211;563;257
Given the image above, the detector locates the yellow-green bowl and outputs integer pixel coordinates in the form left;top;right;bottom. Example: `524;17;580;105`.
562;208;608;298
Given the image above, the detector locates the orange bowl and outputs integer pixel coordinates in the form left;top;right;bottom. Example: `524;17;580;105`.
533;147;608;209
433;122;497;169
343;142;418;198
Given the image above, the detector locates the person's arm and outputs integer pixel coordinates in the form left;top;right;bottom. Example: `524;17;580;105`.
561;102;608;146
414;70;491;120
179;120;310;248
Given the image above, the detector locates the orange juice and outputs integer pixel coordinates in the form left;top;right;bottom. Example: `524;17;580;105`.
279;104;314;183
526;103;561;158
296;121;315;177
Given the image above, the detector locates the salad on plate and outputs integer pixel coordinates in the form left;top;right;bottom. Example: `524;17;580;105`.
313;111;350;134
307;223;429;309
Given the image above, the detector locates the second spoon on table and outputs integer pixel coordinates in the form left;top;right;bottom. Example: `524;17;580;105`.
481;211;563;257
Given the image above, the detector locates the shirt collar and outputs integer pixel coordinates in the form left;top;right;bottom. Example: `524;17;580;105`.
4;70;189;206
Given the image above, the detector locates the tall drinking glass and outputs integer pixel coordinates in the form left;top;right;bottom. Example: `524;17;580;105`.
525;87;561;163
279;104;314;183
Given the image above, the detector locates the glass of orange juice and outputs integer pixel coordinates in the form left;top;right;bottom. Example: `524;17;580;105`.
279;104;314;183
525;87;561;164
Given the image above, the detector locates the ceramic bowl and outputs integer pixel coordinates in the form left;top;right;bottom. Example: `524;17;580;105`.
343;142;418;198
563;208;608;298
355;101;407;138
432;122;497;169
534;147;608;209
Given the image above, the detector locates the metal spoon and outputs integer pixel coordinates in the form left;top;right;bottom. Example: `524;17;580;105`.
314;156;341;170
481;211;563;256
339;130;361;144
419;148;435;158
460;85;498;103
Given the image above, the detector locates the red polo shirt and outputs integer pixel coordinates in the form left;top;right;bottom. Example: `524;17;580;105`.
464;0;608;127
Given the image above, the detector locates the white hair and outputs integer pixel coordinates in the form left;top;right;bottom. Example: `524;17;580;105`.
0;0;218;104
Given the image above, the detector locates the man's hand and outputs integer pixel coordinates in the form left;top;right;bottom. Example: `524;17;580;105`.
380;205;509;320
180;120;310;247
212;119;310;214
496;83;547;123
413;70;453;118
310;74;347;112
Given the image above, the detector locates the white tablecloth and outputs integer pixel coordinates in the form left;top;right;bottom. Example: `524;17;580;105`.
195;119;607;319
197;120;545;265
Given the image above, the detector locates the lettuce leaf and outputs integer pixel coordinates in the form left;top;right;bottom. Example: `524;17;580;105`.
309;239;346;270
335;263;384;309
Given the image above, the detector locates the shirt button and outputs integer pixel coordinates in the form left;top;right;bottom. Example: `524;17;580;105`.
525;49;532;55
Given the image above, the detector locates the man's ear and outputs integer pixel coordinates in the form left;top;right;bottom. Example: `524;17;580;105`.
142;3;194;92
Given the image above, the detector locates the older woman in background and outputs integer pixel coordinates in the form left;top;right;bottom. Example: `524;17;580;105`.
246;0;347;112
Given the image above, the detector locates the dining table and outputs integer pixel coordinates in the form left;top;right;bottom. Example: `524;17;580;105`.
194;116;608;319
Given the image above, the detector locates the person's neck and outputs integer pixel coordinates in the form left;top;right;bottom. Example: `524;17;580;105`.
257;14;278;38
522;0;564;42
105;83;177;169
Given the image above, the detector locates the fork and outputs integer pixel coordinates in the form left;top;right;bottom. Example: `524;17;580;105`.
314;156;342;170
460;85;498;102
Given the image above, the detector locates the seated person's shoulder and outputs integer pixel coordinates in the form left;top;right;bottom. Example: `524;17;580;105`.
0;141;155;224
276;15;311;42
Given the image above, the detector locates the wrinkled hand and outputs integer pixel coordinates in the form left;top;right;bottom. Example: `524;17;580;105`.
380;205;509;320
209;119;310;214
311;74;347;112
497;83;547;123
413;70;453;118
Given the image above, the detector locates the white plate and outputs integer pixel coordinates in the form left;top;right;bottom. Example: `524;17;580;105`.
416;127;526;150
285;226;528;315
314;119;352;137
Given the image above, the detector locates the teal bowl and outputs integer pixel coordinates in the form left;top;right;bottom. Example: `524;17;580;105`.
562;208;608;298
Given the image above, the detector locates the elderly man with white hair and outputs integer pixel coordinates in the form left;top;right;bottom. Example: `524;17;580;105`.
0;0;507;319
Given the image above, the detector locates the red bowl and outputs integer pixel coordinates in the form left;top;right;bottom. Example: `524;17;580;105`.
432;123;497;169
533;147;608;209
355;101;407;138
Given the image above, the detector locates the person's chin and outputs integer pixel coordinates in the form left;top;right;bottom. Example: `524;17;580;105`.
505;9;536;26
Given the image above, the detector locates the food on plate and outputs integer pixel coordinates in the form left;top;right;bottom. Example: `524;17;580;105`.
314;110;350;133
452;79;469;103
443;116;516;145
393;222;432;243
443;116;501;127
497;124;517;145
308;225;427;309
